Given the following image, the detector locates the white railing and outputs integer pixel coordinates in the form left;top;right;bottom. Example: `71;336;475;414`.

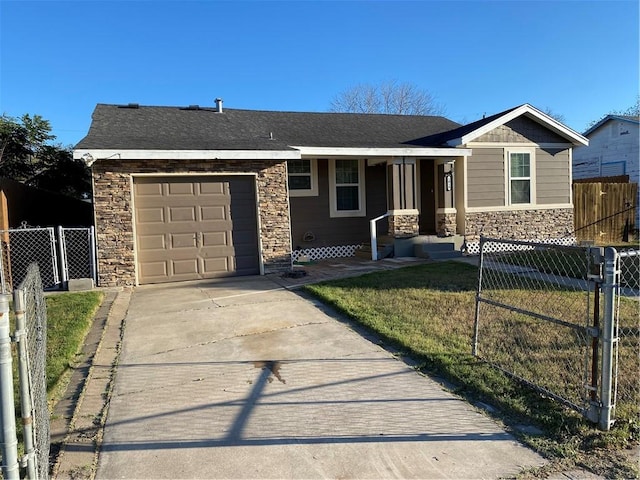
370;213;390;261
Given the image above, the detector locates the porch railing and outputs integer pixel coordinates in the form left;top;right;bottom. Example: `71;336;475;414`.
370;213;390;261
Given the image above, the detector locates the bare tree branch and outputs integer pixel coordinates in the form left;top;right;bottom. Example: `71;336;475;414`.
329;80;445;116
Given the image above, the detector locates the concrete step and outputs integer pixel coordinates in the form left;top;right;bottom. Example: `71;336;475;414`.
414;241;462;260
426;250;463;260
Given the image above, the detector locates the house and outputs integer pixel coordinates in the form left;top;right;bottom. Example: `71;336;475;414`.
74;101;588;287
572;114;640;225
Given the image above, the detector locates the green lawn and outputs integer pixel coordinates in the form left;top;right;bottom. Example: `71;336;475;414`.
305;262;639;479
45;291;104;393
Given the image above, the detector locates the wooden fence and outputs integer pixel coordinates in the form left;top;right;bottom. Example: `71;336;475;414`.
573;182;638;243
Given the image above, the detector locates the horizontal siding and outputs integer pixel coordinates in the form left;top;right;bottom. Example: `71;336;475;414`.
467;148;505;208
536;148;570;204
289;161;387;249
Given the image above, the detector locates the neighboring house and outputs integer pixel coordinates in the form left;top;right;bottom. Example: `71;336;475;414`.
74;101;587;287
572;114;640;225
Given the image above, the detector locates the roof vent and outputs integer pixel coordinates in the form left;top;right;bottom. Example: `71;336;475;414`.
215;98;223;113
119;103;140;109
186;105;200;110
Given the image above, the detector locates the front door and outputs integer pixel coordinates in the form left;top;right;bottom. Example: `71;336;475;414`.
419;160;436;234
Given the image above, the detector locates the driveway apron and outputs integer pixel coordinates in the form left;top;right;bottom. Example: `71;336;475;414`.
96;276;545;479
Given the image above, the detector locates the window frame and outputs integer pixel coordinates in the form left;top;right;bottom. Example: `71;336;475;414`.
328;158;367;218
505;148;536;206
287;158;318;197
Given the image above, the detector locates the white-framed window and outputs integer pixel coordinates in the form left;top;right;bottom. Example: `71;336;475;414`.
329;158;366;217
505;148;536;205
287;159;318;197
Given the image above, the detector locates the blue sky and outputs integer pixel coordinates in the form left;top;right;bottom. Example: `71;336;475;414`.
1;0;638;147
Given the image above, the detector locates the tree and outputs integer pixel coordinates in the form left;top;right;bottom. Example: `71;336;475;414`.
329;80;445;116
541;107;566;124
0;114;91;199
586;96;640;129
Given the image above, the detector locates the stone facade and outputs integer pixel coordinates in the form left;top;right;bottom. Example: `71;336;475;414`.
436;212;457;236
92;159;291;287
464;208;574;242
388;214;419;238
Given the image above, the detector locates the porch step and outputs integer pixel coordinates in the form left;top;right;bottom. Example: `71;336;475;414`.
414;241;463;260
356;239;394;260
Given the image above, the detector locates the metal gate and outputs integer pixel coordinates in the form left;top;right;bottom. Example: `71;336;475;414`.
58;226;97;285
0;226;96;292
0;227;59;291
473;237;639;430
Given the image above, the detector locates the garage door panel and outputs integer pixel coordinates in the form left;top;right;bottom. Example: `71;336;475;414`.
138;234;166;250
137;207;165;224
201;257;231;274
135;176;260;284
135;182;164;196
201;232;228;247
172;259;199;275
200;206;228;221
199;182;227;195
139;261;167;278
170;233;197;248
169;206;197;222
167;182;195;195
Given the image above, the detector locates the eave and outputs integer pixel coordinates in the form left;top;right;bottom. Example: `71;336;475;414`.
73;149;301;165
446;104;589;147
290;146;472;157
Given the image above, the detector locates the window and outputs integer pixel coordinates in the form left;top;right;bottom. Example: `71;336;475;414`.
506;149;535;205
287;159;318;197
329;159;366;217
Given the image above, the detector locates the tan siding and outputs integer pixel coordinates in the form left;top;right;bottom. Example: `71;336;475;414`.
536;148;571;204
466;148;505;208
474;116;568;144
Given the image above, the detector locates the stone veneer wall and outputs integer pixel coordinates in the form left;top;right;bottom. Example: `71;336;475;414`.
464;208;574;242
388;214;419;238
92;159;291;287
436;212;457;236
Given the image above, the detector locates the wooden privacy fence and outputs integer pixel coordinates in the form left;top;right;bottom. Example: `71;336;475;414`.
573;182;638;243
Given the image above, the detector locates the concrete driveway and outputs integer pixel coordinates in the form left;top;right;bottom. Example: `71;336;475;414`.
96;275;545;479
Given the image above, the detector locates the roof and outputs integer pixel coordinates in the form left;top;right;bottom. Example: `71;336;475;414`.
583;114;640;137
421;104;588;147
75;104;462;151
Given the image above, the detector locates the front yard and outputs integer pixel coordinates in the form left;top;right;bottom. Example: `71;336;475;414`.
305;261;639;479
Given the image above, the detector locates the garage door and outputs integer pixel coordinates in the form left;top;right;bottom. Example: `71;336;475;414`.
134;176;260;284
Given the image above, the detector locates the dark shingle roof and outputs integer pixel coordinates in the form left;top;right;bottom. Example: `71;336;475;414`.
75;104;462;150
410;105;522;146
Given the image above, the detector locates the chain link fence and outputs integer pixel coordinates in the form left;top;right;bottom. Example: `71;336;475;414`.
0;264;49;479
0;226;96;293
473;238;594;413
473;237;639;430
58;227;96;283
15;264;50;479
612;248;639;422
0;228;59;291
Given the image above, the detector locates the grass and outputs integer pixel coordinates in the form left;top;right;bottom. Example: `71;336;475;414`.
305;261;639;479
498;242;640;290
45;291;104;394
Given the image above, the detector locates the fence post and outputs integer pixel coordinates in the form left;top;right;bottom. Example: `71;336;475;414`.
0;294;19;479
472;236;486;357
57;226;67;289
14;288;38;479
599;246;618;431
89;226;97;285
